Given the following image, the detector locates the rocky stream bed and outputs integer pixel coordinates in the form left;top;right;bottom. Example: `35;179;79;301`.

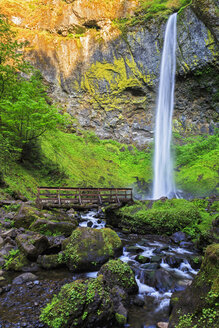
0;208;202;328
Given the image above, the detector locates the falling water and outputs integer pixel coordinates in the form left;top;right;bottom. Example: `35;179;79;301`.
153;13;177;200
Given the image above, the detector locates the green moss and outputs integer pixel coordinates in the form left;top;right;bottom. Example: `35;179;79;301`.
113;0;192;30
175;244;219;328
4;249;29;271
81;56;154;111
62;227;122;271
117;199;201;235
40;275;112;328
102;228;122;256
115;313;127;325
100;259;136;291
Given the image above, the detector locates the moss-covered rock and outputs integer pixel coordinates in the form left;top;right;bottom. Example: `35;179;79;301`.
4;251;29;271
14;204;42;229
16;232;49;260
37;253;65;270
62;227;122;272
169;243;219;328
106;199;201;235
40;275;116;328
98;259;138;294
30;218;77;237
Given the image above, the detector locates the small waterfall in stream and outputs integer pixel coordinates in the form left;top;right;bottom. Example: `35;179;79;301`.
153;13;177;200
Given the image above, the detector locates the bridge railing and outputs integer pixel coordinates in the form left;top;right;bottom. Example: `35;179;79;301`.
36;187;133;208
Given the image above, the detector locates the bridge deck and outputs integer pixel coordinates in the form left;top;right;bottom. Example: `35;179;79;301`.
36;187;133;209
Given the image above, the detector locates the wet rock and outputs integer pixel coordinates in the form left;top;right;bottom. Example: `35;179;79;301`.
143;269;175;292
37;253;64;270
170;232;188;244
164;255;183;268
62;227;122;272
12;273;38;285
16;232;49;260
133;296;145;307
179;241;194;250
135;255;150;264
188;255;202;270
142;263;160;270
151;255;162;263
0;237;3;246
87;220;93;227
157;322;169;328
125;246;144;253
98;259;138;294
153;246;169;254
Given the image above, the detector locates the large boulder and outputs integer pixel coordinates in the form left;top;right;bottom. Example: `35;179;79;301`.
37;253;64;270
16;232;49;260
30;218;77;237
40;275;116;328
98;259;138;295
62;227;123;272
169;243;219;328
14;204;42;229
40;266;136;328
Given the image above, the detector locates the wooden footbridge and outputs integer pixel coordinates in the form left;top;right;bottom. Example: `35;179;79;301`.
36;187;133;209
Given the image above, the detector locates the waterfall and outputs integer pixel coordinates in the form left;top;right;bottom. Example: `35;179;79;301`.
152;13;177;200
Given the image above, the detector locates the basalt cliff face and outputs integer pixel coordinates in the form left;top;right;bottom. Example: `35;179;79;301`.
1;0;218;148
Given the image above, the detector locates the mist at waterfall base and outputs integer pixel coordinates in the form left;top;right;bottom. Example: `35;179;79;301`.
152;13;178;200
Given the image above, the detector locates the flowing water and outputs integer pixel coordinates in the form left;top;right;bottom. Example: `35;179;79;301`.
80;211;199;328
153;14;177;200
0;210;199;327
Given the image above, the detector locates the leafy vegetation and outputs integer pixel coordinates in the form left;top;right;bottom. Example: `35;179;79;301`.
0;15;62;165
116;199;200;234
174;131;219;196
113;0;192;33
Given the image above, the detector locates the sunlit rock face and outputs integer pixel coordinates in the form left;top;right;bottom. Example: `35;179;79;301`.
1;0;218;148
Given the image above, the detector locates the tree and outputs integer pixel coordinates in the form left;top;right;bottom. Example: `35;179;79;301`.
0;15;63;162
0;14;28;99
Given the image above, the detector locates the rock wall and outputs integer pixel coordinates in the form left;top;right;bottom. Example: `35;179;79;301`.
1;0;218;148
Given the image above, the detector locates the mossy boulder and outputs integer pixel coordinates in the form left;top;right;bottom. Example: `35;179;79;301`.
62;227;122;272
98;259;138;295
30;218;77;237
40;275;116;328
37;253;64;270
16;232;49;260
14;204;42;229
4;251;29;271
106;199;201;235
169;243;219;328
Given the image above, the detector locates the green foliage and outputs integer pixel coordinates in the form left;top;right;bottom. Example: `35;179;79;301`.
114;0;192;31
3;203;21;212
40;276;112;328
174;132;219;196
118;199;200;235
0;14;29;99
0;16;63;164
4;249;20;269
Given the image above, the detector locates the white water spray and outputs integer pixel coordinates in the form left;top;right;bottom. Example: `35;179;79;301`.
153;13;177;200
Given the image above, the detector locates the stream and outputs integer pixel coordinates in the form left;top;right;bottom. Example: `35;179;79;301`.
79;211;199;328
0;210;200;328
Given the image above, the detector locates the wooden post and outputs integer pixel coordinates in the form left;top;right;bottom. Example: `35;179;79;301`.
116;188;120;204
58;187;61;206
79;188;82;205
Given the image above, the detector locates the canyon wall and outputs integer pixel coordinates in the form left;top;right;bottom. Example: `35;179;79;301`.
1;0;218;147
